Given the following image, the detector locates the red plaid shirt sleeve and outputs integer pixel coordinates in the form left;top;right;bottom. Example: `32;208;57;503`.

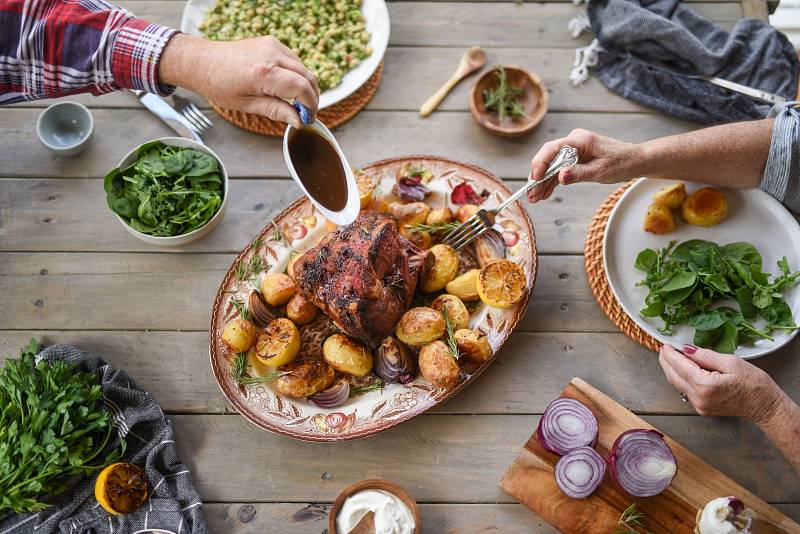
0;0;178;104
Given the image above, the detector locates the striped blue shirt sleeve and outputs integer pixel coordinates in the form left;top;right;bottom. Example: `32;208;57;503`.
760;102;800;214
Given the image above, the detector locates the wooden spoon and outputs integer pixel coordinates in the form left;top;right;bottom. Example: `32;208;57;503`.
347;511;376;534
419;47;487;117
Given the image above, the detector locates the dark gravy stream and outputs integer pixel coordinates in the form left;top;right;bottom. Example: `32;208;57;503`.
288;127;348;211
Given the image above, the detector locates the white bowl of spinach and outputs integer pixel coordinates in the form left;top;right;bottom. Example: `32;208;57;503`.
104;137;228;245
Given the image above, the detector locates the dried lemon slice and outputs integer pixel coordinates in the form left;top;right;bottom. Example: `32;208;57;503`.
477;260;527;308
95;463;149;515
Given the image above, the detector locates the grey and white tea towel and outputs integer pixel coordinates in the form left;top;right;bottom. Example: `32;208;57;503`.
569;0;799;124
761;102;800;214
0;345;207;534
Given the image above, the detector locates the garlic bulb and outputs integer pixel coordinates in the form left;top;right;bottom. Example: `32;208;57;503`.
695;496;753;534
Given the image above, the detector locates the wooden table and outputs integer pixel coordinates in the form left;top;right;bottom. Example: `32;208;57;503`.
2;0;798;531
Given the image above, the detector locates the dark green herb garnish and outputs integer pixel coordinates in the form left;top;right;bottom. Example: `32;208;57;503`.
482;66;526;122
104;141;223;237
442;307;461;360
229;352;282;386
614;504;653;534
404;221;460;235
350;380;384;397
230;298;250;321
0;340;125;513
635;239;800;353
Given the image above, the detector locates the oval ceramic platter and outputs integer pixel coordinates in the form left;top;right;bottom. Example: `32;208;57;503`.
210;156;537;441
181;0;390;109
604;178;800;359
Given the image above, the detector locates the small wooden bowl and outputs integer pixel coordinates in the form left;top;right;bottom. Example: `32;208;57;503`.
469;65;548;137
328;479;422;534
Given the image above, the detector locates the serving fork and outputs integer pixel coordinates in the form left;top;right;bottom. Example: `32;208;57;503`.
443;145;579;251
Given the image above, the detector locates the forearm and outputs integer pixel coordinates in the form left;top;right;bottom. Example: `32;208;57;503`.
633;119;774;188
757;390;800;474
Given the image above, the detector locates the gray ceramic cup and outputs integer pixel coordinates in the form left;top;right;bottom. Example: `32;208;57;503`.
36;101;94;156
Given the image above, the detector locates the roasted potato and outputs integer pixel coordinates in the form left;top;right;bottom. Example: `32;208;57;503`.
222;318;258;352
420;244;460;293
446;269;480;302
260;272;296;306
456;204;480;223
390;201;430;226
431;294;470;331
323;333;373;377
254;318;301;367
419;341;460;388
399;224;433;250
652;182;687;210
426;206;453;225
643;203;677;235
396;307;446;348
365;196;390;214
246;347;271;376
286;293;318;325
286;253;300;280
682;187;728;227
455;328;492;364
355;170;376;209
274;361;336;398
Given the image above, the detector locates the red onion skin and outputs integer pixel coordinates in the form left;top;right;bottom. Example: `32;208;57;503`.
537;398;599;456
608;429;677;498
554;446;606;499
309;381;350;408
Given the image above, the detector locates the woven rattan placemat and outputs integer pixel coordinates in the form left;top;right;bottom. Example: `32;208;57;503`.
210;61;384;136
584;182;661;351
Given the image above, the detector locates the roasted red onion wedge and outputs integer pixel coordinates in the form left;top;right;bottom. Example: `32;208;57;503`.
608;429;677;497
554;446;606;499
537;398;599;456
308;380;350;408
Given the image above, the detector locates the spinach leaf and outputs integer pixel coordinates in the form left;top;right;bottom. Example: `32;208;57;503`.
713;322;739;354
689;310;727;331
735;286;756;319
721;242;762;269
635;248;659;273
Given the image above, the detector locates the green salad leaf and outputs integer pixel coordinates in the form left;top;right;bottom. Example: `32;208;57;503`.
104;142;223;237
634;240;800;353
0;340;124;513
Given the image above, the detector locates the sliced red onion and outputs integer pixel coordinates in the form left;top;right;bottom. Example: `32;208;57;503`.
608;429;677;497
537;398;599;456
308;380;350;408
554;446;606;499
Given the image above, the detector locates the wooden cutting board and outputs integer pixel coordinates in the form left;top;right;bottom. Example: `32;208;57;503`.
500;378;800;534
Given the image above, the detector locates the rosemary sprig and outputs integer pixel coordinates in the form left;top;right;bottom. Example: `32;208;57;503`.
229;352;282;386
350;380;384;397
404;221;460;235
482;66;526;122
442;307;461;360
230;298;250;321
359;225;371;238
614;504;654;534
269;219;295;253
388;275;406;291
235;253;265;282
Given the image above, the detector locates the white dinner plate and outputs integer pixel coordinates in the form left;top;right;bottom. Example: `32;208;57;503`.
180;0;390;110
603;178;800;359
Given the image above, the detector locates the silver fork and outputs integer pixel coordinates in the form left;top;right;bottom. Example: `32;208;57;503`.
178;101;214;136
443;145;579;251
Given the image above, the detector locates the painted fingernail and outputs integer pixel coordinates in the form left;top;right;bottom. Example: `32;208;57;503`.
682;344;698;355
293;101;313;125
562;171;575;184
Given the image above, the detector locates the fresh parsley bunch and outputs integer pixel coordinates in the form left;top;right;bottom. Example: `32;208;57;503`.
104;141;223;237
0;341;124;514
635;240;800;353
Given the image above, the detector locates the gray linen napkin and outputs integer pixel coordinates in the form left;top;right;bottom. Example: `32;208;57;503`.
579;0;799;124
0;345;207;534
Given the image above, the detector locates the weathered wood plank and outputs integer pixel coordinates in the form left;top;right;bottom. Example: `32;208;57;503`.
170;414;799;503
0;109;694;178
0;253;614;332
0;178;616;255
2;331;795;415
203;502;557;533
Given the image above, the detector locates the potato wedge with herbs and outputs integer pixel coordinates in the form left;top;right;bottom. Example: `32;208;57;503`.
260;272;296;306
390;201;430;226
419;341;460;388
222;318;258;352
652;182;687;210
431;294;470;331
399;224;433;250
286;293;318;325
446;269;480;302
421;244;460;293
254;318;300;367
323;333;373;377
426;206;453;225
455;328;492;364
643;202;677;235
274;361;335;398
396;307;446;348
682;187;728;227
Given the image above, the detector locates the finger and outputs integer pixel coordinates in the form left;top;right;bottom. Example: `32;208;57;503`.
276;57;320;98
530;138;568;180
527;171;559;202
259;67;319;116
681;344;738;373
240;96;302;128
659;349;691;393
659;343;703;384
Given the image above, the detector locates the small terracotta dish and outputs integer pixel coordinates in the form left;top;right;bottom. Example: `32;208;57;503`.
469;65;548;137
329;479;422;534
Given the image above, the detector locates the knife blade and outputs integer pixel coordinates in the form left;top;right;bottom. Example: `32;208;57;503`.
130;90;204;143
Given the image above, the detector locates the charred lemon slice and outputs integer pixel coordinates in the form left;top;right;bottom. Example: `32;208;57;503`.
477;260;527;308
255;318;301;367
95;463;148;515
355;170;376;209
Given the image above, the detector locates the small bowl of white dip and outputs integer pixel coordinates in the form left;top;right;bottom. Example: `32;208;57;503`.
329;479;421;534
